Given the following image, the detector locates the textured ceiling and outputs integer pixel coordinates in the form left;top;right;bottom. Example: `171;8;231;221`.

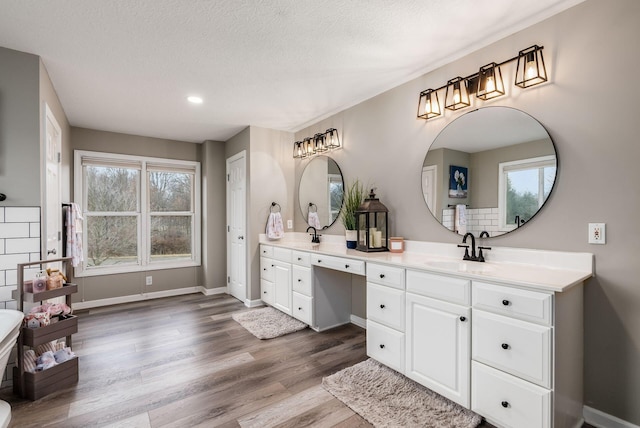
0;0;584;143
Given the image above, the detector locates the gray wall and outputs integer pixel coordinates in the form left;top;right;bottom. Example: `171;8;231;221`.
0;47;41;206
294;0;640;424
69;127;210;302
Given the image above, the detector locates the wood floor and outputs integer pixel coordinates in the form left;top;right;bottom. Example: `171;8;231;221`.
0;293;591;427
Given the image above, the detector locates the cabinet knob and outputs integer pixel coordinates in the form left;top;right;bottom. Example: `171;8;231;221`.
298;257;302;261
298;279;302;282
379;344;385;349
317;260;322;263
298;307;302;311
501;343;510;350
345;264;350;268
501;401;510;408
263;291;267;294
271;264;274;267
379;274;385;279
502;299;510;306
380;304;385;309
459;316;466;322
263;268;267;271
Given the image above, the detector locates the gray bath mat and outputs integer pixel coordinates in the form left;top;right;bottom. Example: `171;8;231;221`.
323;358;482;428
232;306;308;339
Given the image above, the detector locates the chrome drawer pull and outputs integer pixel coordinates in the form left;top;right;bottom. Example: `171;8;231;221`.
501;343;510;350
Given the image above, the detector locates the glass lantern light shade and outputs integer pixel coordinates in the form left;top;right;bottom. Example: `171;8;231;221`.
325;128;341;149
417;89;441;119
515;45;547;88
314;133;328;152
293;141;306;158
303;137;315;156
444;77;471;110
355;189;389;252
476;63;505;100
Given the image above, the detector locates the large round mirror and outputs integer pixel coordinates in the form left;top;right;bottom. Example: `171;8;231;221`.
422;107;557;238
299;156;344;229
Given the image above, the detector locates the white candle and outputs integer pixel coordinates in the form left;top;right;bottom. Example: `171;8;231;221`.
374;231;382;248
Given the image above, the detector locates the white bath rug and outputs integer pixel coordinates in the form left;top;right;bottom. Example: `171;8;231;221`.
323;358;482;428
232;306;308;339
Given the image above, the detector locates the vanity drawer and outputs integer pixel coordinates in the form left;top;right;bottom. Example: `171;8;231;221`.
367;282;405;332
292;292;313;325
260;245;274;258
406;270;470;306
473;281;553;326
312;254;365;276
367;263;405;290
367;320;405;374
273;247;292;263
292;250;311;267
292;265;312;297
472;361;551;428
472;309;551;388
260;279;274;305
260;257;274;282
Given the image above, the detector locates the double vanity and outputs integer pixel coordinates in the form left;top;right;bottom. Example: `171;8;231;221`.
259;235;592;428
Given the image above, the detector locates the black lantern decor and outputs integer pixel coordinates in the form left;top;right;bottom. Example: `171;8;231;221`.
356;189;389;252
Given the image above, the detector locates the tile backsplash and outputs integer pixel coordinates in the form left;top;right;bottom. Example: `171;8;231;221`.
0;206;41;388
442;207;500;236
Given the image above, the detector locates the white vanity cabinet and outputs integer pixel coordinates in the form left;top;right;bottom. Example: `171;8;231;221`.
366;263;405;373
291;250;313;324
405;270;471;408
471;280;584;428
260;245;293;316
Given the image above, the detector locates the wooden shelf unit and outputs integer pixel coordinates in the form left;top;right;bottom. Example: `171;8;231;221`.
13;257;79;400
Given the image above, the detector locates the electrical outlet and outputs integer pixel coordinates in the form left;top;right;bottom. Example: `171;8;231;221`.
145;275;153;285
287;219;293;229
588;223;606;244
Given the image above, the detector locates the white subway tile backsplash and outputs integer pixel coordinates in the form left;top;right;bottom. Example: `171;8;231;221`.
30;223;40;238
0;286;16;302
0;223;29;238
0;208;4;223
5;269;17;286
5;237;40;254
0;254;31;271
4;207;40;223
5;300;17;310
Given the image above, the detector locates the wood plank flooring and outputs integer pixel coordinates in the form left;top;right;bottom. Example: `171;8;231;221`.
0;293;592;427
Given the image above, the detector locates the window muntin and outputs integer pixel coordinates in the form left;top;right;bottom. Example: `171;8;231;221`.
75;151;200;276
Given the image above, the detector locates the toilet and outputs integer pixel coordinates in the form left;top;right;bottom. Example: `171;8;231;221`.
0;310;24;428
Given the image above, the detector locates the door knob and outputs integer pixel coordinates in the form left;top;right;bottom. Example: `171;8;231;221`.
238;235;244;240
47;248;57;255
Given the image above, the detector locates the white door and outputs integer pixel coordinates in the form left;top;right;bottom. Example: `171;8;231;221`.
405;292;470;407
226;151;247;303
422;165;437;214
44;104;62;262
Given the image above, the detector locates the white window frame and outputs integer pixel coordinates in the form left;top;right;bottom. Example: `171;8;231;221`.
498;155;556;232
74;150;201;277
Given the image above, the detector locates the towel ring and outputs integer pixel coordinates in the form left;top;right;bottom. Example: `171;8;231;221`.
270;202;281;213
308;203;317;213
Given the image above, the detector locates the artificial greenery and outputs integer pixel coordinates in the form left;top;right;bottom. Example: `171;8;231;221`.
341;179;366;230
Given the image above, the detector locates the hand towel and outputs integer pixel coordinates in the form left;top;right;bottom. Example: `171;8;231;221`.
308;212;321;229
65;203;84;267
266;212;284;240
455;204;467;235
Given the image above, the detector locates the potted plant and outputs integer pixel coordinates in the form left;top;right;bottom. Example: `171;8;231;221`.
341;179;366;249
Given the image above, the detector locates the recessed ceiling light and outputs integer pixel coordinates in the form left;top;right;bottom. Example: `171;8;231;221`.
187;96;203;104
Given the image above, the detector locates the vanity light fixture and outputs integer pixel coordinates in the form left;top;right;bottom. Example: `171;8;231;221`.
476;63;505;100
417;89;441;119
417;45;547;120
292;128;342;159
515;45;547;88
445;77;471;110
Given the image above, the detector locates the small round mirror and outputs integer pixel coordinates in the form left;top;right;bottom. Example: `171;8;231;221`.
298;156;344;229
421;107;557;237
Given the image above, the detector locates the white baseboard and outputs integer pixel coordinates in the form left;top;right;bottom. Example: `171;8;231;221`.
74;287;203;310
350;314;366;329
245;299;265;308
200;286;227;296
584;406;640;428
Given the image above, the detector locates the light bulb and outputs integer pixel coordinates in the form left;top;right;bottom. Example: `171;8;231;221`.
424;99;432;114
486;76;496;93
525;60;537;80
453;88;461;104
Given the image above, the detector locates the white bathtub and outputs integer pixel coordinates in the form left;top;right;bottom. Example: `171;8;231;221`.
0;309;24;428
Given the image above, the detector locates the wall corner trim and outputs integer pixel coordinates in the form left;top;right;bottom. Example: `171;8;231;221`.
584;406;640;428
245;299;265;308
350;314;367;329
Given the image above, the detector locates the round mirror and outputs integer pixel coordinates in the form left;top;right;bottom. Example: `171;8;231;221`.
422;106;557;238
299;156;344;229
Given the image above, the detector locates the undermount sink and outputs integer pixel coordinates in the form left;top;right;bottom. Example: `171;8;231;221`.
424;260;496;274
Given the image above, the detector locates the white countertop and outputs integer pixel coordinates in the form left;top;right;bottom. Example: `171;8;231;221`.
259;234;593;293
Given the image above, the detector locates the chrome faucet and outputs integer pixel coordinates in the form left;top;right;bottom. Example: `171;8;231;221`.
306;226;321;243
458;232;491;262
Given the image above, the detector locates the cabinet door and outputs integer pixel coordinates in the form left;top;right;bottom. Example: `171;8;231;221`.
405;292;470;407
272;260;292;315
261;279;274;305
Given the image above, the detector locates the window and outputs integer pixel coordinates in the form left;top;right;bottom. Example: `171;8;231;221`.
498;155;556;231
75;151;201;276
